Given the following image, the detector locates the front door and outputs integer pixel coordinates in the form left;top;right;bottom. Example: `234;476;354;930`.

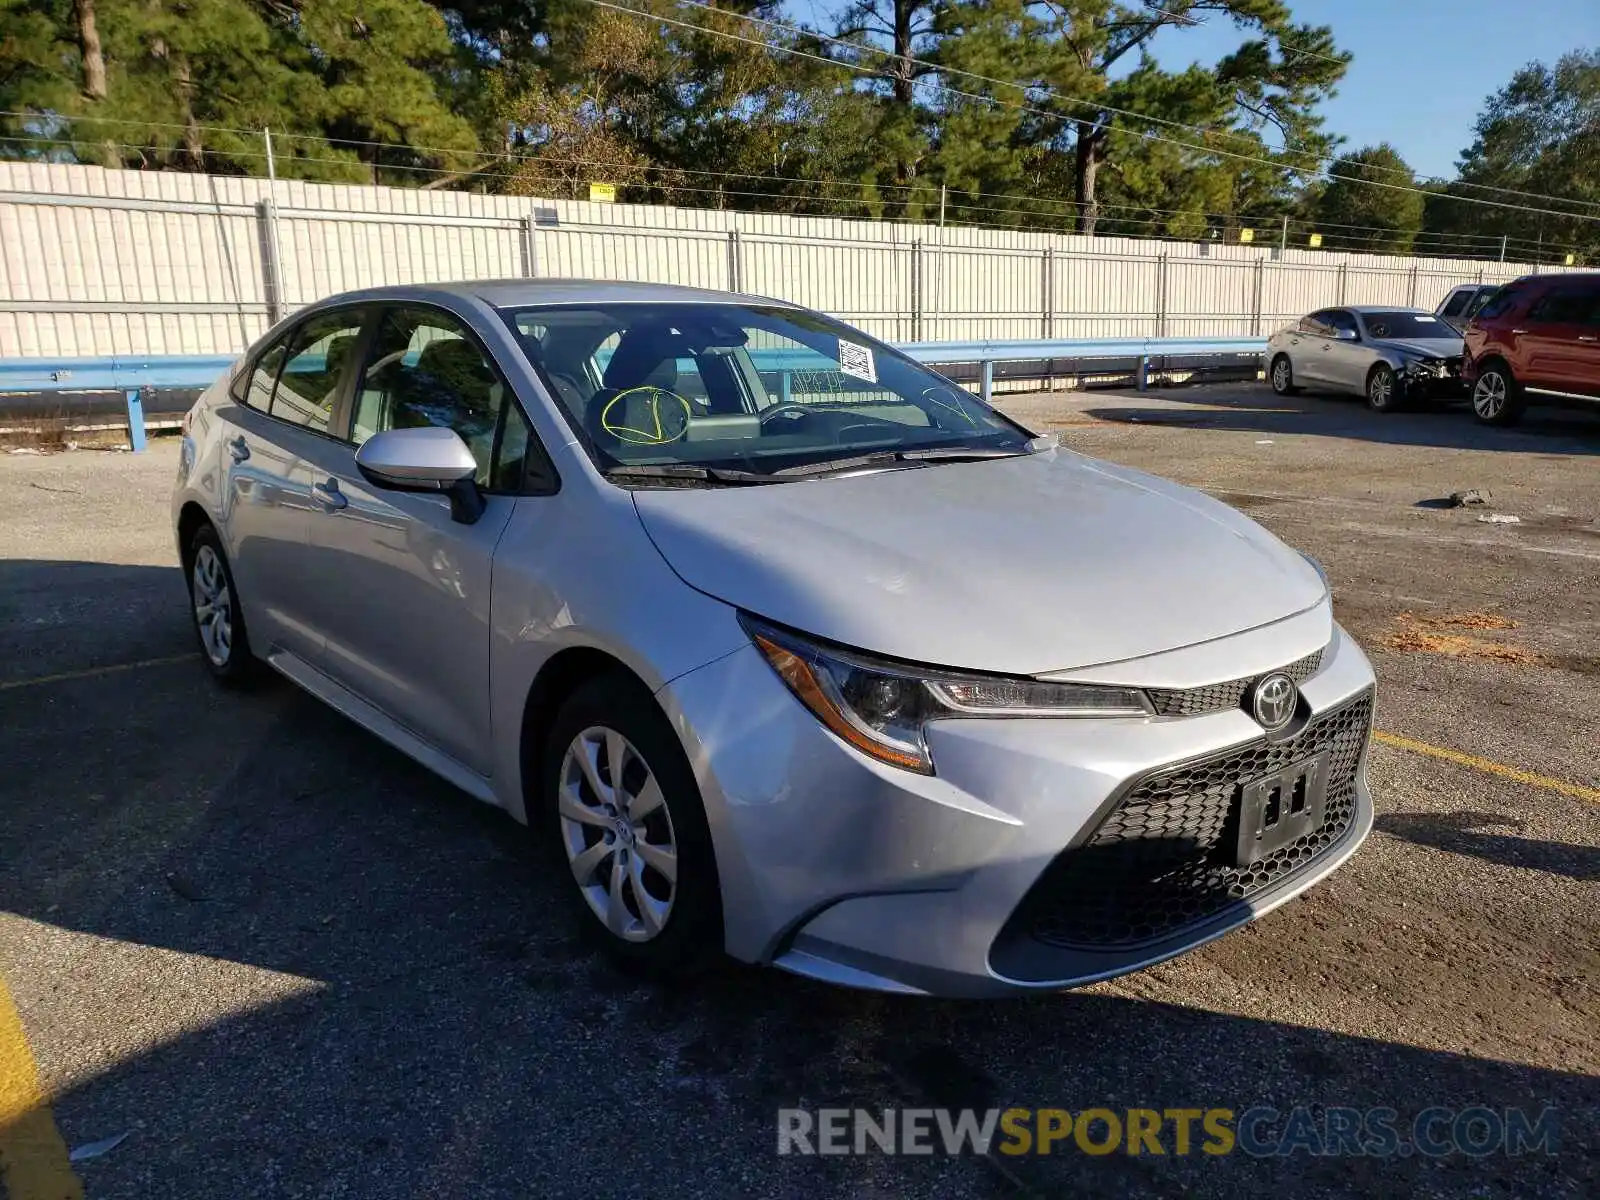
302;304;530;776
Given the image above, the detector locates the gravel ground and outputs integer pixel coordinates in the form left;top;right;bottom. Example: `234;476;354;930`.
0;385;1596;1199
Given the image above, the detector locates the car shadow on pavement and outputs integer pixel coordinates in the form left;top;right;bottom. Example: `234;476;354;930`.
1082;388;1600;455
1375;812;1599;883
0;561;1593;1198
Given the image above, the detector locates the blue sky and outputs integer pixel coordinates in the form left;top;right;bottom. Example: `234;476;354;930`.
1143;0;1600;179
782;0;1600;181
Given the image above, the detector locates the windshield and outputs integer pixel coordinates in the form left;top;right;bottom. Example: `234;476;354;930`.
498;302;1030;475
1360;311;1455;340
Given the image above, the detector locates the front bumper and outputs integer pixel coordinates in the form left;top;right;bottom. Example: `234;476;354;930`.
1400;363;1466;400
657;621;1376;998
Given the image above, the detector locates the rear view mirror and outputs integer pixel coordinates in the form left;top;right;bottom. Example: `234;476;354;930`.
1336;327;1359;341
355;426;485;524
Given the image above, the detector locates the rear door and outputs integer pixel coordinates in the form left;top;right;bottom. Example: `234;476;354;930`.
1293;310;1339;385
1521;283;1600;395
1319;309;1367;392
299;303;547;776
215;307;366;663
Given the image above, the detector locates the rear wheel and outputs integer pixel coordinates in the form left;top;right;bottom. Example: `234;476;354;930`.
1366;364;1402;413
185;524;262;685
1471;362;1524;426
542;673;722;979
1269;354;1298;395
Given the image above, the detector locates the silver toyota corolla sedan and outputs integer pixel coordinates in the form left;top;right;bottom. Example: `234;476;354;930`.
173;280;1377;997
1267;305;1466;411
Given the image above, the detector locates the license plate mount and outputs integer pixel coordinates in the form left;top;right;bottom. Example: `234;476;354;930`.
1235;752;1331;867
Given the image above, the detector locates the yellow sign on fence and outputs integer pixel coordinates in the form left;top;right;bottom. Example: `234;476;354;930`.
589;182;617;204
1238;228;1254;243
1308;233;1323;248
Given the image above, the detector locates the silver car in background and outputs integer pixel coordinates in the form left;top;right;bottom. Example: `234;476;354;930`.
1268;306;1467;412
173;280;1377;997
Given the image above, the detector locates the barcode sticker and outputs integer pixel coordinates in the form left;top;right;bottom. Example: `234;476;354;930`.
837;339;878;383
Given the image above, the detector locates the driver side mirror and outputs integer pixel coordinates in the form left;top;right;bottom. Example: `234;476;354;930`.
1336;327;1360;342
354;426;485;524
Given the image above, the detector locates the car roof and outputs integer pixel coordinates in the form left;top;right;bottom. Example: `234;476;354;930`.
1343;305;1430;315
321;278;799;310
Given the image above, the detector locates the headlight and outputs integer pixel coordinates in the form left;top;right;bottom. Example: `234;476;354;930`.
741;614;1151;774
1403;358;1445;377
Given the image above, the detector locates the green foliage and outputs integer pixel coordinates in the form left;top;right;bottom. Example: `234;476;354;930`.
1;1;1593;264
1313;144;1424;255
1425;49;1600;263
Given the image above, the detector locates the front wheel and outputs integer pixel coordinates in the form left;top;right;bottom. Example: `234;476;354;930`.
542;674;723;979
1366;364;1402;413
1471;363;1524;426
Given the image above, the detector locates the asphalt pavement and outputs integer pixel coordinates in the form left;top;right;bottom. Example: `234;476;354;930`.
0;384;1596;1199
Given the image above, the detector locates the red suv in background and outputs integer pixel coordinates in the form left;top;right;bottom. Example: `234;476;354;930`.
1462;272;1600;425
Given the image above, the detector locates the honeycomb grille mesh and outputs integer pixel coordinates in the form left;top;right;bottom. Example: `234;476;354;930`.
1146;648;1325;718
1017;690;1372;950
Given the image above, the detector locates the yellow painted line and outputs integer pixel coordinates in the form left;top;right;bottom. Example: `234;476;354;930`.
0;654;193;693
1374;729;1600;805
0;974;83;1200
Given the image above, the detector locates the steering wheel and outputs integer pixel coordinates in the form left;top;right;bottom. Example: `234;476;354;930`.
598;386;695;445
759;403;814;427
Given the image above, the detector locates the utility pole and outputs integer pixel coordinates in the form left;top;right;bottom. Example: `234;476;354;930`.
264;127;276;187
1280;213;1288;254
938;184;946;228
1499;234;1507;263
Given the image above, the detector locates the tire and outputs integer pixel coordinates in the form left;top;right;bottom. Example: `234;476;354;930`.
541;673;723;979
1471;361;1524;426
1366;363;1403;413
1269;354;1298;395
185;523;262;686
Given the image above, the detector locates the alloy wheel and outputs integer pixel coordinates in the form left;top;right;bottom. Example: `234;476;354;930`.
1473;372;1506;420
558;726;678;943
1271;358;1290;392
192;544;232;667
1369;370;1393;409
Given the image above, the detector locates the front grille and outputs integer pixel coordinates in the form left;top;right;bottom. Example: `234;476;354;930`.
1014;689;1372;950
1146;648;1325;718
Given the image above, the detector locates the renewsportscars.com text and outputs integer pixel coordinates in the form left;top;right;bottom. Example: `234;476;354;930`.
777;1106;1560;1159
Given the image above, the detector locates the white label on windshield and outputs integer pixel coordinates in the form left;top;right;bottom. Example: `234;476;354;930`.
837;339;878;383
1414;314;1437;322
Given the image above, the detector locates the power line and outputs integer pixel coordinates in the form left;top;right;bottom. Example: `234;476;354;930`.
648;0;1600;218
5;126;1582;258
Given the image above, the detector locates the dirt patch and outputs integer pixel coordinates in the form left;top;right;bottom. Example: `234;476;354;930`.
1380;612;1540;663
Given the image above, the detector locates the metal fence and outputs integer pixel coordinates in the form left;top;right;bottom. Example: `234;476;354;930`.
0;161;1567;360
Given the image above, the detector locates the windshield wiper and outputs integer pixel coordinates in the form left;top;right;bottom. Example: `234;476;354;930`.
892;446;1031;462
601;464;787;486
771;442;1039;479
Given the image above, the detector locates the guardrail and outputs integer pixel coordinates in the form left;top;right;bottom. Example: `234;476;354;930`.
0;336;1265;451
899;336;1265;401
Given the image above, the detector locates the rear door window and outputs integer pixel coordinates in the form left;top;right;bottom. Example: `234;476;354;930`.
272;310;367;433
235;336;289;410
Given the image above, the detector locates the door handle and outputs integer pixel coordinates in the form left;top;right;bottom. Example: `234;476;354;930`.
311;478;348;511
227;435;250;463
1511;328;1528;334
1578;335;1598;342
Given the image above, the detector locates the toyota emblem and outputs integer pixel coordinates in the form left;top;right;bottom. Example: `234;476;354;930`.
1250;673;1298;731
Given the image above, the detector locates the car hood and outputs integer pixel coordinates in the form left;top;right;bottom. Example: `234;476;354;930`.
631;449;1328;676
1372;336;1464;359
